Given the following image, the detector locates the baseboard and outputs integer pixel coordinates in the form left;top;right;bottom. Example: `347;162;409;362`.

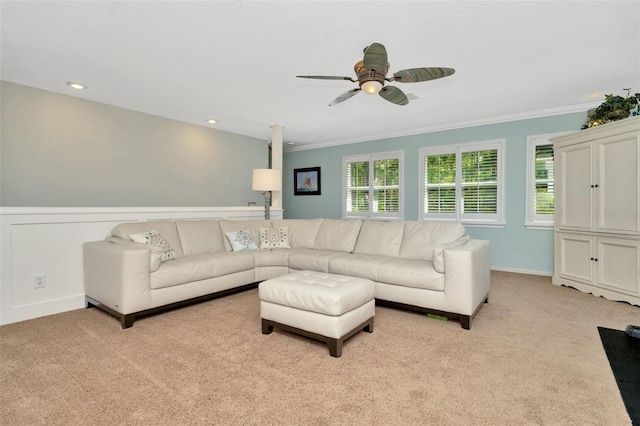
0;295;85;326
490;266;553;277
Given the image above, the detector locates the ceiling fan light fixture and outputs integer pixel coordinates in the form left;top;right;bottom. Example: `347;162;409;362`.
361;80;382;95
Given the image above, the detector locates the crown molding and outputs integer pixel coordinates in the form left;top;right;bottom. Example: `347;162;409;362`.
285;102;598;152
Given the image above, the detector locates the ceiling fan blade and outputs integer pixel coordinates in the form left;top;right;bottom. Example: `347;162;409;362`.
296;75;355;81
363;42;388;73
379;86;409;106
393;67;455;83
329;88;361;106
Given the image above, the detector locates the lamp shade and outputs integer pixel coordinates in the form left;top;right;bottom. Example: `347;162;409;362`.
252;169;281;191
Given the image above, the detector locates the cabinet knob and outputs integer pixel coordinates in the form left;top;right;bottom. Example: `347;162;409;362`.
590;257;594;260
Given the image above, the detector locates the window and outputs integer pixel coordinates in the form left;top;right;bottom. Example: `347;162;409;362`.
525;133;565;229
424;150;456;216
343;151;403;219
420;140;505;227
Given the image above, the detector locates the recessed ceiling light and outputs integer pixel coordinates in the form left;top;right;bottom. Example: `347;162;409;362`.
66;82;86;90
207;119;217;124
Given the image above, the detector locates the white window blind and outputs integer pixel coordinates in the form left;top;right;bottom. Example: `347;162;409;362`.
534;144;554;215
373;158;399;213
461;149;498;214
424;152;456;215
343;151;403;219
345;160;369;213
525;133;561;229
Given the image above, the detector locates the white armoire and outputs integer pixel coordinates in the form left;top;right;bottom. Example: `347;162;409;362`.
552;115;640;306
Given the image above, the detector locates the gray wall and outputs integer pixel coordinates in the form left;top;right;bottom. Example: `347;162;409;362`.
1;81;268;207
283;111;588;274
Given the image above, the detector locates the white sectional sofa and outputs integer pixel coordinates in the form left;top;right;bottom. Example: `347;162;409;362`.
83;218;490;329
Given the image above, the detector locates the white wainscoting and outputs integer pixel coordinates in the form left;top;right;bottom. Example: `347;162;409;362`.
0;207;282;325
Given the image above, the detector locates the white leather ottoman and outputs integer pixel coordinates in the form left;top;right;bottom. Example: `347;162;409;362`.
259;270;375;357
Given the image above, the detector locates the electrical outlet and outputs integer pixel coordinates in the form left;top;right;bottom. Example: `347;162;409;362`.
34;274;46;289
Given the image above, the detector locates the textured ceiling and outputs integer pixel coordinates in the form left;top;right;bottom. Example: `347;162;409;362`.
2;1;639;151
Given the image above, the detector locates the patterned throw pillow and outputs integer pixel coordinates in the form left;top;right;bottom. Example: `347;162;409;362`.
225;230;259;252
130;230;177;262
259;227;290;249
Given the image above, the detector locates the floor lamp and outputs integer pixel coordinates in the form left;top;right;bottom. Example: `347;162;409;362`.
252;169;281;219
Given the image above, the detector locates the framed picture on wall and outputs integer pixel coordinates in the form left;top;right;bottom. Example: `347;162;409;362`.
294;167;321;195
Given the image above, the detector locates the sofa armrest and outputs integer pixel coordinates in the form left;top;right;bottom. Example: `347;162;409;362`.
442;239;490;316
83;240;153;315
433;235;470;273
106;236;162;272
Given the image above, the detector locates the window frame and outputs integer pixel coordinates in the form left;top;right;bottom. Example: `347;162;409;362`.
419;139;505;227
524;132;567;229
342;150;404;220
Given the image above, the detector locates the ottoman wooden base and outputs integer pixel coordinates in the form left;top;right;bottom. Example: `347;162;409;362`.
262;317;374;358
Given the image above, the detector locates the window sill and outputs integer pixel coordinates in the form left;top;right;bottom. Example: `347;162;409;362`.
343;215;404;221
463;221;506;229
524;221;554;230
420;217;506;228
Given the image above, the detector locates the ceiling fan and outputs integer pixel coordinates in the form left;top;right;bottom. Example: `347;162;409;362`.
296;42;455;106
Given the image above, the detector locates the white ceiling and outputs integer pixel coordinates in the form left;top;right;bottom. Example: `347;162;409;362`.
2;1;639;151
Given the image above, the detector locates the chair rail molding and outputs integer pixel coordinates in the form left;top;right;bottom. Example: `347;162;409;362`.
0;206;282;325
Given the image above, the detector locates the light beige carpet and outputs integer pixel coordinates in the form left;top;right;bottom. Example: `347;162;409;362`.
1;271;638;425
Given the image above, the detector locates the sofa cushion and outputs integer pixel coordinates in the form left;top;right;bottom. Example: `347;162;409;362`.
130;230;177;262
149;252;255;289
398;221;467;261
251;248;290;267
259;227;290;249
112;221;184;258
328;253;382;282
176;220;226;256
225;230;259;252
353;220;404;257
378;258;445;291
272;219;323;249
219;219;271;252
314;219;362;253
287;248;345;273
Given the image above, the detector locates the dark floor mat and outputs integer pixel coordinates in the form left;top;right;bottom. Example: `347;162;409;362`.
598;327;640;425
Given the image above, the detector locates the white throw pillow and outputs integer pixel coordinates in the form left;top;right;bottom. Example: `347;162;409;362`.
225;230;258;252
130;230;177;262
259;227;290;249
